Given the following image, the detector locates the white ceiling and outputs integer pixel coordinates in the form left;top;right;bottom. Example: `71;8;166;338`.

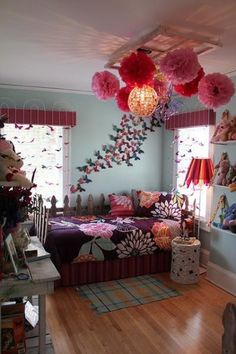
1;0;236;93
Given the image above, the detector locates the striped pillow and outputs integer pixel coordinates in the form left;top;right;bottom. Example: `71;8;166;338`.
108;194;135;216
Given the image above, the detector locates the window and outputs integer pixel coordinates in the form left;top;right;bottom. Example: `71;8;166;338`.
2;124;70;206
173;125;213;221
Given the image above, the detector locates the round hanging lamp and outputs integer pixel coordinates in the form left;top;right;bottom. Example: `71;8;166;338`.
128;85;158;117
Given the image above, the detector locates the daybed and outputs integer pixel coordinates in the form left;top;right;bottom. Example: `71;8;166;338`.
37;192;195;286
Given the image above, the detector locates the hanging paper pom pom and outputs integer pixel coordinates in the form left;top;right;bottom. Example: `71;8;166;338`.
160;48;201;85
91;71;120;100
198;73;235;109
119;51;156;87
174;68;205;97
153;78;168;98
116;86;131;112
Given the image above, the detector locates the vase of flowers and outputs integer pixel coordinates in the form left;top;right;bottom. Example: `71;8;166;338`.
0;186;35;237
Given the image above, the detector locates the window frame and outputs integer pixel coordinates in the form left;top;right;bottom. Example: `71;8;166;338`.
1;123;71;207
172;125;215;231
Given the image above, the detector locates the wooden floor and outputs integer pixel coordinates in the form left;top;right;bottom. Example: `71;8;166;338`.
46;273;235;354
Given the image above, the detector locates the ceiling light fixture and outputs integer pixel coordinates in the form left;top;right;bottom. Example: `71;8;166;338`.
128;85;158;117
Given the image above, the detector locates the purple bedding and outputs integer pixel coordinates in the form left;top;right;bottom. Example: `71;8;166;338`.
45;215;181;267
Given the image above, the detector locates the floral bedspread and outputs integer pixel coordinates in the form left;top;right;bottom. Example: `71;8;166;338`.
45;215;181;266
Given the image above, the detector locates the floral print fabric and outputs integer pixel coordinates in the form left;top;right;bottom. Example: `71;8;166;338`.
138;191;161;208
116;230;157;258
78;222;116;239
46;214;183;266
108;194;135;216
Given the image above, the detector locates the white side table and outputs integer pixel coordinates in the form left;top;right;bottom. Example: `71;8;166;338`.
170;237;201;284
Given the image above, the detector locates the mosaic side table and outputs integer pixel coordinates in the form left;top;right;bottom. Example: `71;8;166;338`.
170;237;201;284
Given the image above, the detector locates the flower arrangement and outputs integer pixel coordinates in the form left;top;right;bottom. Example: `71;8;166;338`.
0;186;35;232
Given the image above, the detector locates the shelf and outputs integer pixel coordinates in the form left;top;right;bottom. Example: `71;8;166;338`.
211;140;236;145
213;185;228;189
0;181;21;187
211;225;236;237
212;184;236;192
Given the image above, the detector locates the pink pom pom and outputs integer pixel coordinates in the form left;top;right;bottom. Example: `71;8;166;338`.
198;73;235;109
116;86;131;112
91;71;120;100
160;48;201;85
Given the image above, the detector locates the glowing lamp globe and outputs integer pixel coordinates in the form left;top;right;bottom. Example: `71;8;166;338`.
128;85;158;117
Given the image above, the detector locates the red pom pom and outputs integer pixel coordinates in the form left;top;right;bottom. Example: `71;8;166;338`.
174;68;205;97
116;86;131;112
119;52;156;87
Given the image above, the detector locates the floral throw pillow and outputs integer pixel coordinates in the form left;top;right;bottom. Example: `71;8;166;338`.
108;194;135;217
136;190;162;217
151;193;184;221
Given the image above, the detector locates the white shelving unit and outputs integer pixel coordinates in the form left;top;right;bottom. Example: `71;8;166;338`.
211;224;236;237
213;184;228;190
0;181;21;187
211;140;236;145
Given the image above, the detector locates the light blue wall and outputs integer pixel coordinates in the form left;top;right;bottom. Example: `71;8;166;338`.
0;88;163;205
161;80;236;274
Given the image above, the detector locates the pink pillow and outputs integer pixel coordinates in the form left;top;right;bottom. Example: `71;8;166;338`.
108;194;135;217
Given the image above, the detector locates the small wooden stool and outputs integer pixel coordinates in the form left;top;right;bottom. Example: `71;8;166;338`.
170;237;201;284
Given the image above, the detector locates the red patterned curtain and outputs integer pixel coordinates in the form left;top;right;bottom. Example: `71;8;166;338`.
165;109;215;130
0;108;76;127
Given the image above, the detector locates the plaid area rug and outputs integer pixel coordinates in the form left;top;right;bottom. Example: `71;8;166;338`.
76;275;181;314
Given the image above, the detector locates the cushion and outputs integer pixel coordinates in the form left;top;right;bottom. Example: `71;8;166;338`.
108;194;135;217
151;192;185;220
136;191;185;220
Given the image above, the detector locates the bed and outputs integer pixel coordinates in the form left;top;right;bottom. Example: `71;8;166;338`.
40;192;195;286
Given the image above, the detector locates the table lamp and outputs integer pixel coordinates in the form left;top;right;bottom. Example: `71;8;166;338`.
184;158;214;238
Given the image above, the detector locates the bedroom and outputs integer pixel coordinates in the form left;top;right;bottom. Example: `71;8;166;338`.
0;1;236;353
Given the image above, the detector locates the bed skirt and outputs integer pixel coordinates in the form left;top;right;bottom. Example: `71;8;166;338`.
56;251;171;287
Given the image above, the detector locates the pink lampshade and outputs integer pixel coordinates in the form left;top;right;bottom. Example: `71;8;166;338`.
184;158;214;188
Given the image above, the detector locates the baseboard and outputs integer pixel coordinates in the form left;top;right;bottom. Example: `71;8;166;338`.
207;261;236;296
200;248;209;268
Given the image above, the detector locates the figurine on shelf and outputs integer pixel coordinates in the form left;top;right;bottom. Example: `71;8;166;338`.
228;115;236;140
210;110;231;143
0;139;35;188
214;152;230;186
226;163;236;186
222;203;236;233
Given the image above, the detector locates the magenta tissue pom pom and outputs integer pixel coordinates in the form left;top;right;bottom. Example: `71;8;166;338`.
91;71;120;100
198;73;235;109
116;86;131;112
119;52;156;87
160;48;201;85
